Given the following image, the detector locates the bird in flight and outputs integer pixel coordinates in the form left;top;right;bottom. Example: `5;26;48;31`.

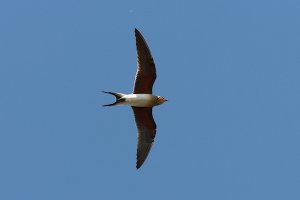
103;28;168;169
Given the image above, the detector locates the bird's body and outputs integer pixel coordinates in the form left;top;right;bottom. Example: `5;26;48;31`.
103;29;167;169
103;93;163;107
122;94;158;107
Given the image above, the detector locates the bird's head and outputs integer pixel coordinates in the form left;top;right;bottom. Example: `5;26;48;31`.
156;96;168;105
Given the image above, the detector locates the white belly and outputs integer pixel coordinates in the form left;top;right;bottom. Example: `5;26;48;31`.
124;94;156;107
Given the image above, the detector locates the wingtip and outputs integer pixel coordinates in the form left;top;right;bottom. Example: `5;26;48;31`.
134;28;140;35
136;157;143;170
136;156;148;170
136;163;141;170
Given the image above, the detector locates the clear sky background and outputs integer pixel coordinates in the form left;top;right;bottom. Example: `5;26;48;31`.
1;0;300;199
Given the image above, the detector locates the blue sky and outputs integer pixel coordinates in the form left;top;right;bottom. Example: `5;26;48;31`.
1;0;300;199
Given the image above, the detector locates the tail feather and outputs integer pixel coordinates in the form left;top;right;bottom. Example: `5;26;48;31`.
102;91;126;107
102;91;124;99
102;102;118;107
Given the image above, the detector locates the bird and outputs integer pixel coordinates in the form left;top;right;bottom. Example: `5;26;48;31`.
103;28;168;169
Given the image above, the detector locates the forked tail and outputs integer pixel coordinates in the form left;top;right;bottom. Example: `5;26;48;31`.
102;91;126;106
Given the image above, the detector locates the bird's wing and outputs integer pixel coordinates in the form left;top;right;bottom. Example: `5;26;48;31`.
132;107;157;169
133;29;157;94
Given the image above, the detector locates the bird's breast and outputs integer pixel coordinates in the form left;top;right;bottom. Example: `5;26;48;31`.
124;94;157;107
